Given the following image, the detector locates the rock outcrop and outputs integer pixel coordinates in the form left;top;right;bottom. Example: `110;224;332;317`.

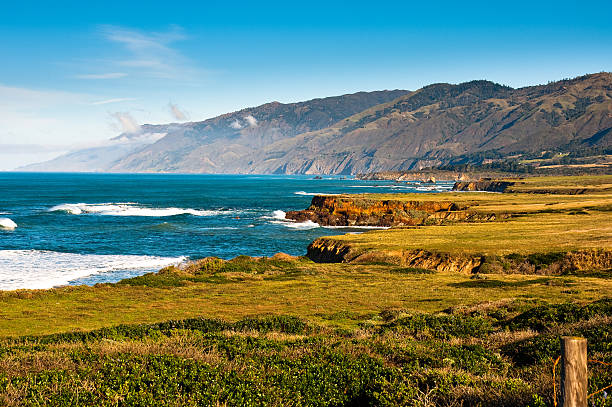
306;239;482;273
452;179;597;194
286;196;500;227
452;180;515;192
307;237;612;275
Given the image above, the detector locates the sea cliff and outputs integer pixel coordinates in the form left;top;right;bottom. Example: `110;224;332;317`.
285;195;500;227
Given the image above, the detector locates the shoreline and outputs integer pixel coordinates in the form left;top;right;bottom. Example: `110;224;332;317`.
2;174;611;292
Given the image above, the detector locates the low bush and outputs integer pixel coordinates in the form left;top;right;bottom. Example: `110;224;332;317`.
506;298;612;331
379;313;493;339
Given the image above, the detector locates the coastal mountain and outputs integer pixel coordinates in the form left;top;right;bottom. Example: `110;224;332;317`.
244;73;612;174
23;73;612;174
20;125;173;172
22;90;409;173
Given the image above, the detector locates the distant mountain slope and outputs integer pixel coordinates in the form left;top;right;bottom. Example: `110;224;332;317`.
106;90;409;173
23;90;408;173
20;125;171;172
23;73;612;174
242;73;612;174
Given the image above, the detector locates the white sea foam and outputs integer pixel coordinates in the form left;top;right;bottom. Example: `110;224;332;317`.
294;191;340;196
0;218;17;230
347;184;454;191
280;220;320;230
50;203;227;217
266;210;320;229
272;210;287;220
0;250;185;290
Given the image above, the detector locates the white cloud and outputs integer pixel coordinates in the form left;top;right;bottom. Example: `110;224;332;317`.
0;84;101;146
76;72;128;79
99;25;195;80
112;132;167;145
91;98;136;105
0;85;93;169
0;84;85;110
110;112;140;134
168;102;188;121
0;144;70;153
230;120;243;129
244;115;258;127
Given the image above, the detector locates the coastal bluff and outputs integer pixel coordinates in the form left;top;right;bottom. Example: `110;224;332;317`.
296;175;612;275
285;195;499;227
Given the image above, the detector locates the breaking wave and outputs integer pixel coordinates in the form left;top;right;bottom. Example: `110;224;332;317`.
49;203;230;217
294;191;340;196
0;218;17;230
277;220;320;230
271;210;287;220
0;250;185;290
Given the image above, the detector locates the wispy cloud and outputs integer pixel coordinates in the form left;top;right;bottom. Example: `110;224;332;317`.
91;98;137;105
244;115;258;127
0;84;110;168
99;25;195;80
76;72;128;79
230;120;243;129
168;102;188;121
110;112;140;134
0;144;70;154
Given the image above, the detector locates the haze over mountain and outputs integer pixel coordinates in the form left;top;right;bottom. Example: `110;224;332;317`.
22;73;612;174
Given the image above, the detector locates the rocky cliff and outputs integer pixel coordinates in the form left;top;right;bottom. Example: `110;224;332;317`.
307;238;612;275
452;180;515;192
286;196;500;227
306;239;483;273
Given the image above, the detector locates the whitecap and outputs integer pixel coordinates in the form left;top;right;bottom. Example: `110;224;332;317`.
261;210;292;221
49;203;228;217
279;220;320;230
0;218;17;230
294;191;340;196
272;210;287;220
0;250;185;290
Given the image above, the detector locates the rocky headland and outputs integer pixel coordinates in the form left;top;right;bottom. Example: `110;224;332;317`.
285;195;501;227
306;238;612;275
451;180;515;192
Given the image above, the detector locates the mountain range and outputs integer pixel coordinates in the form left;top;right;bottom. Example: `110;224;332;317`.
22;73;612;174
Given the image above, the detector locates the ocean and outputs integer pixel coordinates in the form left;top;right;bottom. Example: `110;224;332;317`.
0;173;453;290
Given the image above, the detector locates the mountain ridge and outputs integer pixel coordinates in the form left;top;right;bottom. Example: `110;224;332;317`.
21;73;612;174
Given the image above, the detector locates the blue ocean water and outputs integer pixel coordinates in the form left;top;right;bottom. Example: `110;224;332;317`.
0;173;453;289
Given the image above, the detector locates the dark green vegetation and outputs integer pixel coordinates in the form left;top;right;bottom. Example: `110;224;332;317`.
1;300;610;406
115;256;311;288
24;72;612;175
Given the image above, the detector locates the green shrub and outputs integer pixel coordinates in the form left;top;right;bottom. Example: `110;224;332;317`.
379;313;493;339
506;298;612;331
389;267;435;274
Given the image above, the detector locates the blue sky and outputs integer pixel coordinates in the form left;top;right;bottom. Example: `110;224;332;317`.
1;0;611;169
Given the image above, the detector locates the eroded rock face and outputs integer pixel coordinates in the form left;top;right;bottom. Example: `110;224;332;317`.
306;239;482;273
307;238;612;275
452;180;515;192
307;239;354;263
286;196;499;227
452;179;596;194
